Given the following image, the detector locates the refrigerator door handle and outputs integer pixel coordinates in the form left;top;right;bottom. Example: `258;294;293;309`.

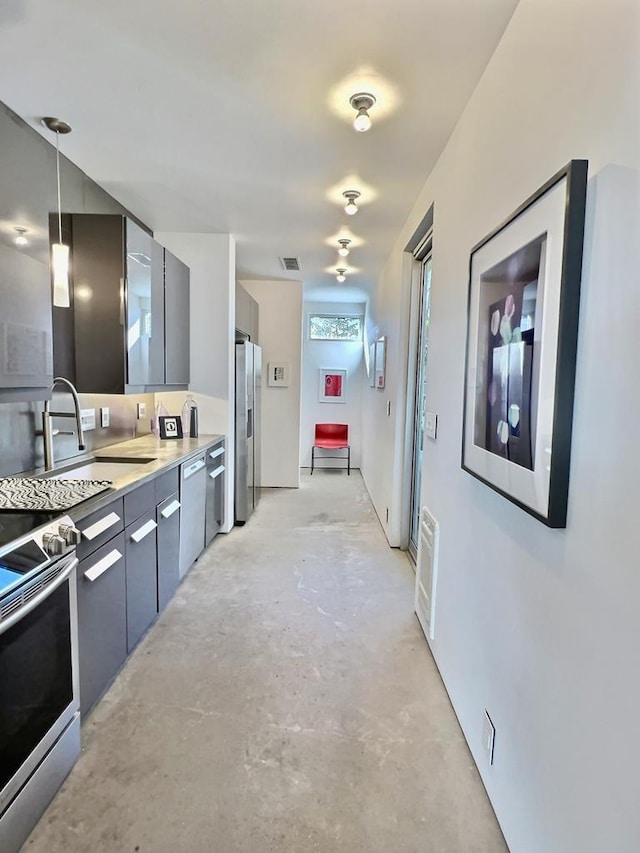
247;407;253;439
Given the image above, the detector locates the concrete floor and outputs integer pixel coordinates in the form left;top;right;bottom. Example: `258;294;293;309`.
25;471;508;853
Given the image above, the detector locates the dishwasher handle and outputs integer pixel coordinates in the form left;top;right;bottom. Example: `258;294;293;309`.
183;458;205;480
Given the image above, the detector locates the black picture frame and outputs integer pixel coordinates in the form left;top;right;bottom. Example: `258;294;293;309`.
461;160;588;528
159;415;183;440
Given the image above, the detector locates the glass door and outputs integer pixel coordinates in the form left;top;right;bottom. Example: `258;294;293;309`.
409;255;433;561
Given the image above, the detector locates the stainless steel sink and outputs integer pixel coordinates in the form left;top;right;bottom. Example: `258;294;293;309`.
46;456;156;482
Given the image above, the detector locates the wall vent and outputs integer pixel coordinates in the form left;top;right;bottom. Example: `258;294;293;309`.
279;256;301;272
415;506;439;641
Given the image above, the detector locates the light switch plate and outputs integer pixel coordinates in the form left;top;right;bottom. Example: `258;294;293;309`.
425;411;438;440
137;402;146;420
80;409;96;431
100;407;110;428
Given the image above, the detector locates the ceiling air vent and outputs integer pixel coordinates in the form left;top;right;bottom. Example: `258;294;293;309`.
279;256;301;272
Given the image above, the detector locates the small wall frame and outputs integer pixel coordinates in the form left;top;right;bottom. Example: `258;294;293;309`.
318;368;347;403
374;336;386;389
268;361;290;387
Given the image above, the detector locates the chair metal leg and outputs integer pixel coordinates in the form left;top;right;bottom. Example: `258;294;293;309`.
311;446;314;474
347;447;350;475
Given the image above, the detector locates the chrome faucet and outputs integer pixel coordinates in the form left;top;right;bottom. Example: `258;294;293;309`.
42;377;86;471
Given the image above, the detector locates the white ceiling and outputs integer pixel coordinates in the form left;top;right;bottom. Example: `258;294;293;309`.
0;0;519;303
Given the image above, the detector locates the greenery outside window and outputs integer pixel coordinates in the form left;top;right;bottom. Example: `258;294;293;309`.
309;314;362;341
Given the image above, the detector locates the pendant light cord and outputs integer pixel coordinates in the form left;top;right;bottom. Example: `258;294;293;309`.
55;131;62;244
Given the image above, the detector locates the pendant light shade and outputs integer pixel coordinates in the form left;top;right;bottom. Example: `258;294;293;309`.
42;117;72;309
52;243;70;307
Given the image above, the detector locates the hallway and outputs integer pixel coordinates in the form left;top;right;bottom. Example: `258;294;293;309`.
25;472;507;853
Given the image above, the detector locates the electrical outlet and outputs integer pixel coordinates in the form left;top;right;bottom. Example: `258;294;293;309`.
80;408;96;431
483;710;495;766
137;402;147;419
100;407;110;428
425;411;438;440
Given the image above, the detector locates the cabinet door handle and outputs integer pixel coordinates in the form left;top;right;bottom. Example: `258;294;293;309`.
130;519;158;543
184;459;205;479
209;465;225;480
160;499;181;519
82;511;121;541
208;446;225;461
84;549;122;582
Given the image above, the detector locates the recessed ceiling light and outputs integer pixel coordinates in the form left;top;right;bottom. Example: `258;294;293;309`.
338;239;351;257
343;190;361;215
336;268;347;283
350;92;376;132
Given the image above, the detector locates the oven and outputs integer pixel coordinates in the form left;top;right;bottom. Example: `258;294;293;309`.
0;514;81;853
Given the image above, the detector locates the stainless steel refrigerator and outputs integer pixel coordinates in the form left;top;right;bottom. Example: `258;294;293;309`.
235;341;262;524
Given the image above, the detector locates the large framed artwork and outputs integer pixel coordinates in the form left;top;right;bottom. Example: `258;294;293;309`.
319;368;347;403
461;160;588;528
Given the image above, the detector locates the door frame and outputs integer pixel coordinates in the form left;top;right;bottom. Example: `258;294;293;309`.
400;212;434;560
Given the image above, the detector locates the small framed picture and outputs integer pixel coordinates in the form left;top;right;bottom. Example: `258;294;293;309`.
374;336;387;389
268;361;290;387
159;415;183;440
318;368;347;403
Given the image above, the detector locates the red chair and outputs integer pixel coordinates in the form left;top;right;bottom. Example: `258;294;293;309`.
311;424;350;475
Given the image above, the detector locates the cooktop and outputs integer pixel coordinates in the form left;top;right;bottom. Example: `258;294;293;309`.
0;477;112;511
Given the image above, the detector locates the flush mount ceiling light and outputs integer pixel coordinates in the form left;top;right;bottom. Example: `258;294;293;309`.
350;92;376;132
14;227;28;246
336;268;347;283
343;190;361;215
337;238;351;257
42;116;72;308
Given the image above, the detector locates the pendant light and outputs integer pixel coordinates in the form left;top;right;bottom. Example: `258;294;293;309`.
338;238;351;257
349;93;376;132
43;117;72;308
336;268;347;283
14;227;29;246
343;190;361;215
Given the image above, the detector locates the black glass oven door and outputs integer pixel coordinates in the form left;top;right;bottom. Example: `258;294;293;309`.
0;579;74;796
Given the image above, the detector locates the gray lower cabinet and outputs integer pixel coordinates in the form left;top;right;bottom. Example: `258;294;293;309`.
74;445;222;720
76;532;127;718
156;493;181;611
125;512;158;652
206;441;225;546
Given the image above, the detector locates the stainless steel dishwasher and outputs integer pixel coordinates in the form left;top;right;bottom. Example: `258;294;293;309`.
178;455;206;577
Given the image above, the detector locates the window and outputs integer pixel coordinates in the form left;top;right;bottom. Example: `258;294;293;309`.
309;315;362;341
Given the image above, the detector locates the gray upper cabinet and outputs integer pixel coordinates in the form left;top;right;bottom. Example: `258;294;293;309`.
56;213;189;394
164;249;190;386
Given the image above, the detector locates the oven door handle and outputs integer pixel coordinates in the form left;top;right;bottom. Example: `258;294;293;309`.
0;556;78;637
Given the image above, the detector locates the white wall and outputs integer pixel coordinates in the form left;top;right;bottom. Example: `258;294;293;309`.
239;279;303;488
156;232;236;531
300;301;365;470
362;1;640;851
